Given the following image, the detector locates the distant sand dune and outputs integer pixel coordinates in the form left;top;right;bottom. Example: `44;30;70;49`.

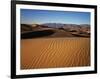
21;38;90;69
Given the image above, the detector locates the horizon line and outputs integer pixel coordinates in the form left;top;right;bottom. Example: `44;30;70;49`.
21;22;90;25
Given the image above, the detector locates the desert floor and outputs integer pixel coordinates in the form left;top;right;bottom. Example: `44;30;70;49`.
21;38;90;69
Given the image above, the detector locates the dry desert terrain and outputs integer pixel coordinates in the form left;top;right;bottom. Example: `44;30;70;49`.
21;38;90;69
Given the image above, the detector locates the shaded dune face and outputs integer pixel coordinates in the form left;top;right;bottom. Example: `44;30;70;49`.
21;30;55;39
21;38;90;69
21;24;33;32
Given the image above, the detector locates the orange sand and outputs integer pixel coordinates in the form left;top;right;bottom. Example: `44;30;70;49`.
21;38;90;69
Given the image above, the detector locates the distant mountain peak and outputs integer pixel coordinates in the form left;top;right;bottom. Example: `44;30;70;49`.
41;23;90;28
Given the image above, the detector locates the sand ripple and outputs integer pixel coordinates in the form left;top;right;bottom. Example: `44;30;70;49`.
21;38;90;69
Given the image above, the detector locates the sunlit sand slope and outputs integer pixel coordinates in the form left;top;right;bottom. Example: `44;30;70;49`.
21;38;90;69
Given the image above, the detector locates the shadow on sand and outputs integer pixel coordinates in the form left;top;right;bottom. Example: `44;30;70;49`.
21;30;55;39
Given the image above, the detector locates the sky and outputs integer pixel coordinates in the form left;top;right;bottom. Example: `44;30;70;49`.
21;9;90;25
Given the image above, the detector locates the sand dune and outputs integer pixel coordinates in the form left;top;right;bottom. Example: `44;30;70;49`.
21;38;90;69
21;24;90;38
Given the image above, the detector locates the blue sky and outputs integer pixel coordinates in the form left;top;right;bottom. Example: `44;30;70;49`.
21;9;90;25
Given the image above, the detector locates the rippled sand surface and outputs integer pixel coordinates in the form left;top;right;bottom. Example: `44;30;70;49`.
21;38;90;69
